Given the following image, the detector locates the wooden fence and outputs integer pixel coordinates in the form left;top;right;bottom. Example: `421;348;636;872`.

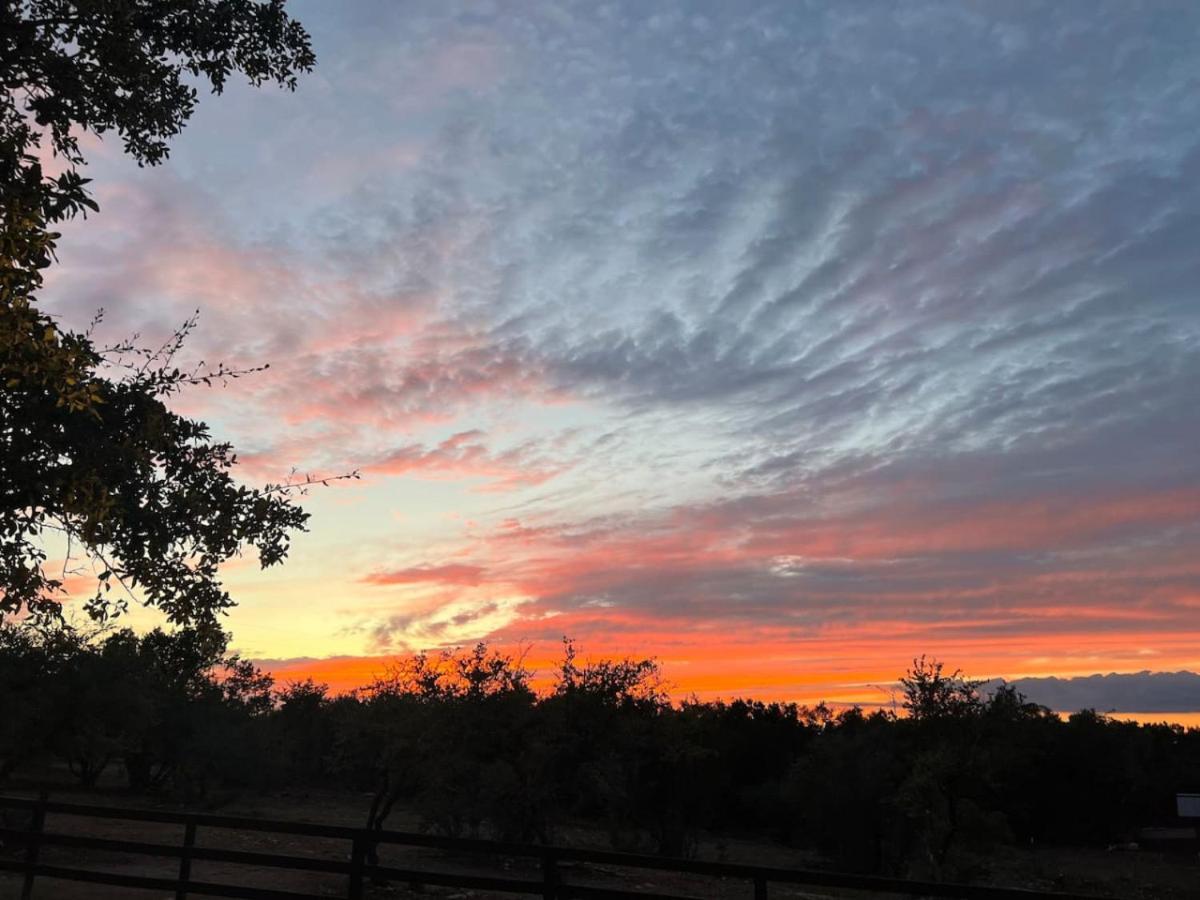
0;794;1117;900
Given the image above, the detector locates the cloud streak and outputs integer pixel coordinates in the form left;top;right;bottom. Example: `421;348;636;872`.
39;1;1200;701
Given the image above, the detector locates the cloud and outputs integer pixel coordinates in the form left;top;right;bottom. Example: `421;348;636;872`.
362;563;486;587
366;430;570;490
37;1;1200;685
1002;671;1200;714
449;480;1200;639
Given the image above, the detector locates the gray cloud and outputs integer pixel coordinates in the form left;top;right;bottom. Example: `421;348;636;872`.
1001;671;1200;714
39;1;1200;662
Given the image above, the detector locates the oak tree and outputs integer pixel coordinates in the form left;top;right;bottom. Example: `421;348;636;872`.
1;1;335;626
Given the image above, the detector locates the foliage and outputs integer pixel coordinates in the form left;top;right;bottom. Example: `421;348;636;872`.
900;655;985;723
3;317;321;625
0;0;334;626
1;0;315;289
1;621;230;793
361;644;545;842
3;634;1199;878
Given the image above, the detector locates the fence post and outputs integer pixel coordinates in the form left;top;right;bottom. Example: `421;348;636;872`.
541;849;560;900
20;791;47;900
753;873;768;900
348;832;366;900
175;818;197;900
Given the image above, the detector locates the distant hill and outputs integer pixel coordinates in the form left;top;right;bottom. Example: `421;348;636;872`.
991;670;1200;713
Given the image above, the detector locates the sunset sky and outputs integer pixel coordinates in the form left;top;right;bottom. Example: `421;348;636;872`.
41;1;1200;713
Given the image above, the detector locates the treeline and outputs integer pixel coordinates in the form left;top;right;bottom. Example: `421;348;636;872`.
2;625;1198;880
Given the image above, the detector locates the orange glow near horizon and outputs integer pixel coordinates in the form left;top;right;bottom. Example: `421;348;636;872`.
256;632;1200;728
1108;712;1200;728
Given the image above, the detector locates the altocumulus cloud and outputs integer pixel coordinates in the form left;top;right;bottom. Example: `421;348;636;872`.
40;1;1200;685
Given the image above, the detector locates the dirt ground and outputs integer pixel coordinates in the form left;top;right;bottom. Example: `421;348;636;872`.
1;784;1197;900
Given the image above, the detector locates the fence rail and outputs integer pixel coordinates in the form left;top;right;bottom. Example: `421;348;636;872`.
0;794;1117;900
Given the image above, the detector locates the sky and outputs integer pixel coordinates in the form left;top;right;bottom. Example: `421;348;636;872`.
40;1;1200;714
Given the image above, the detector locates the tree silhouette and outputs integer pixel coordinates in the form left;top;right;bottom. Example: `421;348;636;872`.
0;1;344;626
900;655;984;722
2;632;1198;888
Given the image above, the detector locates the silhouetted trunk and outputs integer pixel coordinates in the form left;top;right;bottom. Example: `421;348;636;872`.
364;770;399;874
125;752;153;791
68;755;110;788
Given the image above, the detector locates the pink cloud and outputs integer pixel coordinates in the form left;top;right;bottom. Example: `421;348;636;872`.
367;431;568;491
344;480;1199;662
362;563;487;587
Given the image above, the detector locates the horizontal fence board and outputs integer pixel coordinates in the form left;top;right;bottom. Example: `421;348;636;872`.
0;826;187;859
27;798;359;840
187;845;353;876
0;859;330;900
0;826;353;876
